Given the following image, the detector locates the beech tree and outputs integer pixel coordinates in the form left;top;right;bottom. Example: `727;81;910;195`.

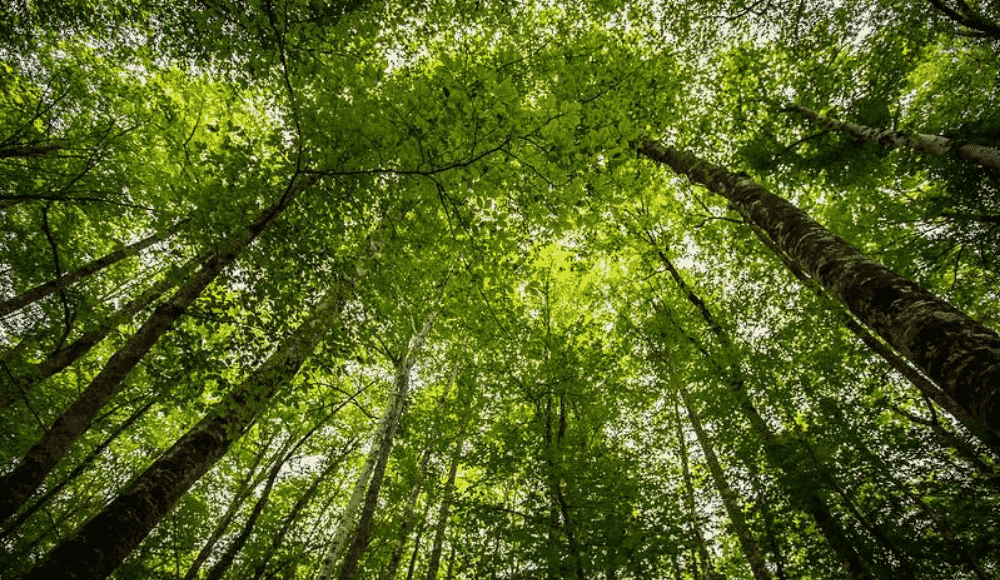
2;0;999;579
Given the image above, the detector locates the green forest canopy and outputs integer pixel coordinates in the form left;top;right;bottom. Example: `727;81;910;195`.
1;0;999;578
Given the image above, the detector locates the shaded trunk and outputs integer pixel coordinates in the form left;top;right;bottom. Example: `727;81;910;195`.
649;244;872;579
673;397;722;580
0;143;63;158
20;283;348;580
250;438;358;580
180;434;276;580
425;429;467;580
678;387;773;580
789;103;1000;172
0;179;307;525
10;273;181;390
0;399;155;541
638;141;1000;438
202;437;297;580
0;229;168;319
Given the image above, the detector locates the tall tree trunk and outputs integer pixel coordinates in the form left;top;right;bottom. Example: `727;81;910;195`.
316;371;407;579
0;178;308;525
202;436;298;580
425;427;467;580
383;389;454;580
677;387;774;580
788;103;1000;172
8;272;181;390
0;399;155;542
637;141;1000;437
336;315;436;580
646;242;873;579
0;228;171;319
180;434;275;580
250;438;357;580
673;397;722;580
19;281;349;580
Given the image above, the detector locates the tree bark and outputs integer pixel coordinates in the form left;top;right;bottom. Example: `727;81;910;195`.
9;272;181;390
0;399;155;541
678;387;774;580
250;438;358;580
789;103;1000;172
638;140;1000;438
0;178;308;525
673;397;722;580
336;315;436;580
425;428;467;580
0;229;168;319
202;437;297;580
180;434;274;580
19;281;348;580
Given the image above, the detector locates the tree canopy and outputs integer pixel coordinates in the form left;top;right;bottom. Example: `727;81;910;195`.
2;0;999;579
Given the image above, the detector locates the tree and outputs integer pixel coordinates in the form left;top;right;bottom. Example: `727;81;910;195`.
3;0;1000;579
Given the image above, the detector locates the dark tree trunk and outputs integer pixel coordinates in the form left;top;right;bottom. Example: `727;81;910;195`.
638;141;1000;438
0;229;168;318
0;179;308;525
19;283;347;580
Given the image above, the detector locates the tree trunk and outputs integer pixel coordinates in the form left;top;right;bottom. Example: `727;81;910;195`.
9;272;181;390
202;436;297;580
250;437;358;580
336;315;436;580
789;103;1000;172
316;374;406;579
180;434;275;580
19;282;348;580
678;387;774;580
0;229;168;319
425;428;467;580
0;399;155;541
637;140;1000;438
673;396;722;580
384;390;453;580
0;179;308;525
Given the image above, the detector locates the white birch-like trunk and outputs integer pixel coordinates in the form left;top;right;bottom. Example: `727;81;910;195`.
792;103;1000;172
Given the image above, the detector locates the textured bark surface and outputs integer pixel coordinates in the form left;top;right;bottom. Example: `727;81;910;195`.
790;104;1000;172
0;183;305;524
638;141;1000;437
0;229;166;318
336;317;435;580
20;284;347;580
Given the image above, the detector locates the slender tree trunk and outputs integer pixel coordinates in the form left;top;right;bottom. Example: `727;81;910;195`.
0;143;62;158
250;438;358;580
677;387;774;580
405;524;425;580
180;436;274;580
383;390;453;580
336;315;436;580
9;273;181;389
0;229;168;318
673;397;722;580
645;241;873;578
316;374;406;579
203;437;298;580
788;103;1000;172
638;141;1000;437
19;281;349;580
0;178;308;525
425;427;467;580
